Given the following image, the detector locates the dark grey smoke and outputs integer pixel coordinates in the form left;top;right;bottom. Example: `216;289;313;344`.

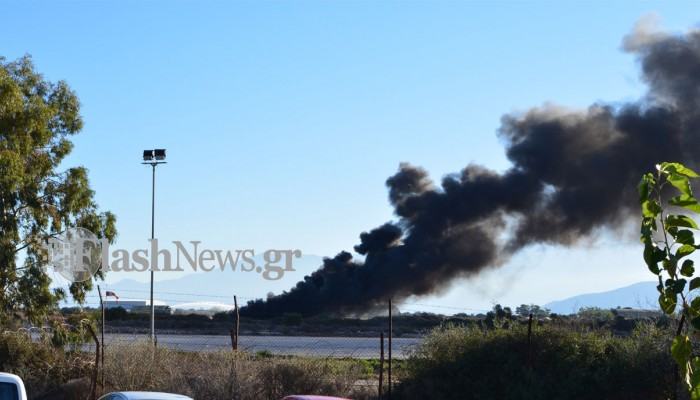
242;22;700;317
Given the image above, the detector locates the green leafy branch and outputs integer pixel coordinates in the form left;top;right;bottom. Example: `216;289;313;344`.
640;162;700;397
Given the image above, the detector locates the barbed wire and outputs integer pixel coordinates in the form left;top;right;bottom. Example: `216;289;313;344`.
92;288;254;300
80;288;493;312
72;300;491;315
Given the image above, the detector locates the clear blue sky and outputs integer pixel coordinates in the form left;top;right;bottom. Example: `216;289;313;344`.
3;1;700;311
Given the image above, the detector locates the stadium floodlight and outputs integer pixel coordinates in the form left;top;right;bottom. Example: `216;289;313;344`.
142;149;166;165
141;148;167;345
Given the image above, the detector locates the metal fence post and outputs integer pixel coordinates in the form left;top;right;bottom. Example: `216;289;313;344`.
527;313;533;368
388;298;393;400
97;285;105;389
232;295;239;351
84;323;100;400
379;331;384;399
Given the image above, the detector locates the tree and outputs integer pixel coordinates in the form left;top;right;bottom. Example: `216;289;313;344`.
484;304;514;329
0;56;116;324
639;162;700;398
576;307;614;321
515;304;550;318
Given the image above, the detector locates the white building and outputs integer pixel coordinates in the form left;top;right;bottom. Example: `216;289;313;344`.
171;302;235;317
104;298;170;314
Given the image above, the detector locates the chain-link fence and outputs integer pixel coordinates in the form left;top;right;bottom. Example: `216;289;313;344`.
88;333;418;359
72;287;489;360
48;288;493;398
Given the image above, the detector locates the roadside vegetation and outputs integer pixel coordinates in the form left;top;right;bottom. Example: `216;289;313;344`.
396;322;677;400
0;329;375;399
101;342;374;400
66;303;658;338
1;309;685;399
0;330;92;399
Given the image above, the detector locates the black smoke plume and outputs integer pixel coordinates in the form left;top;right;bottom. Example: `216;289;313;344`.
242;20;700;317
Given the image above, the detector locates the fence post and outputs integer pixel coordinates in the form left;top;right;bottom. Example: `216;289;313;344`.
231;295;239;351
388;298;393;400
527;313;533;368
84;323;100;400
379;331;384;399
97;285;105;389
673;314;686;400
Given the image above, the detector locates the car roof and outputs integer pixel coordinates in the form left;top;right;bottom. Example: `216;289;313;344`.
282;396;351;400
102;392;193;400
0;373;23;384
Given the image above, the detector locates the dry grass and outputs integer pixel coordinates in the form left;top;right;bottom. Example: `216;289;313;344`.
1;332;376;399
102;341;376;400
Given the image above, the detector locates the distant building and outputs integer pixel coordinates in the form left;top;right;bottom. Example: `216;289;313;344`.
104;298;171;315
171;301;234;317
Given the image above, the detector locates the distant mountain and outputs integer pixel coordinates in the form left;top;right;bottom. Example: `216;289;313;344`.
545;281;658;315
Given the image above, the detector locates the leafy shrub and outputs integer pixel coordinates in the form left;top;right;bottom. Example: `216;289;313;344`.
396;323;675;400
0;331;92;399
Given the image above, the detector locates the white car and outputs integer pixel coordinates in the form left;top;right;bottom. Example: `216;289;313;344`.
98;393;193;400
0;373;27;400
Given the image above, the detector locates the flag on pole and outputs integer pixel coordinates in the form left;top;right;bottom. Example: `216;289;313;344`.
105;290;119;303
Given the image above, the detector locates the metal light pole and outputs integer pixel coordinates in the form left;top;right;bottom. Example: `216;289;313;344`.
142;149;166;344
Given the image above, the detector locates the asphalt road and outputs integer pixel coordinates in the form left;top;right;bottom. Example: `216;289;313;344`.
97;333;421;358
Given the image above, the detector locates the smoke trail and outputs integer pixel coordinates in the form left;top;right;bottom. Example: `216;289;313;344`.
242;21;700;317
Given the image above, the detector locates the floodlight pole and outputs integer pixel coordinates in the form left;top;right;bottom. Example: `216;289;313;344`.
143;149;166;346
150;163;156;344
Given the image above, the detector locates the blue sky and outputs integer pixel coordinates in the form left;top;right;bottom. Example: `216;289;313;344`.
3;1;700;311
